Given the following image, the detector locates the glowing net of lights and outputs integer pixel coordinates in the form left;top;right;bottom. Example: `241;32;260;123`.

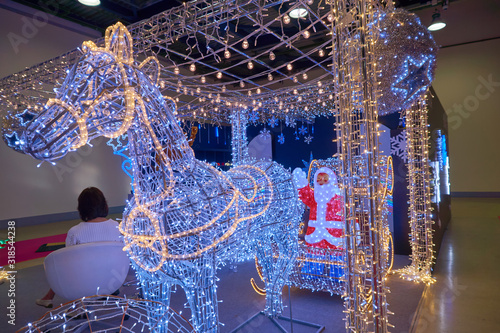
0;0;340;133
7;22;300;332
331;0;394;331
287;157;394;296
17;296;194;333
397;96;435;284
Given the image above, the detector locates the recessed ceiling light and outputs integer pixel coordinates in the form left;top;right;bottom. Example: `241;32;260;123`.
78;0;101;6
289;8;308;19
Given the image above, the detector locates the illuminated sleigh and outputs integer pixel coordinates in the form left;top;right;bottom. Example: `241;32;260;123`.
253;156;394;296
291;156;394;294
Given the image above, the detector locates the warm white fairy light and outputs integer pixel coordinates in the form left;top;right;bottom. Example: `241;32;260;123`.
283;13;291;24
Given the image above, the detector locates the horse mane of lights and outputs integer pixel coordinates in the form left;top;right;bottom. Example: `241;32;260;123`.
0;0;439;332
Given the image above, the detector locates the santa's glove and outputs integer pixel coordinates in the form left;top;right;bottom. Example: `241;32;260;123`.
292;168;308;189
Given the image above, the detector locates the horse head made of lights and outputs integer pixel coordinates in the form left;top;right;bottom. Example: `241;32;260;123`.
9;22;301;332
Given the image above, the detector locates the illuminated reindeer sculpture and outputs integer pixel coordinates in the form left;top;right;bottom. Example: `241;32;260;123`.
13;23;300;332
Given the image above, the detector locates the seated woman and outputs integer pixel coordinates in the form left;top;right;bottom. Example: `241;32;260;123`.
36;187;122;308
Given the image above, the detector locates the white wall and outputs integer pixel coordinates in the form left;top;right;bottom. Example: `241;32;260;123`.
433;40;500;192
0;1;131;221
414;0;500;193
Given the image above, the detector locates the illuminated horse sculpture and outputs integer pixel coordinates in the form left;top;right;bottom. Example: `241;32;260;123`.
13;23;300;332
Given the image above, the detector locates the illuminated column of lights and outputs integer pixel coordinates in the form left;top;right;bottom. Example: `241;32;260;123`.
230;108;250;166
332;1;391;331
398;95;435;284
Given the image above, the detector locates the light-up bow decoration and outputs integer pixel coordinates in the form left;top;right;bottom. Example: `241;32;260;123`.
7;22;301;332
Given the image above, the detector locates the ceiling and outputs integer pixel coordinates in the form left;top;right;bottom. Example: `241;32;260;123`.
10;0;184;32
0;0;456;132
10;0;448;33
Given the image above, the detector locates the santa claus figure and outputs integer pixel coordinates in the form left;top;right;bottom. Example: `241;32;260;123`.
293;167;344;250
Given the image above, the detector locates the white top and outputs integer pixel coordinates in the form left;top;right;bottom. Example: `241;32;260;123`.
66;219;122;246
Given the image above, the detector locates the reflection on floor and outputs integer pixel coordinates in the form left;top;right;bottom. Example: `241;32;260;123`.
412;198;500;333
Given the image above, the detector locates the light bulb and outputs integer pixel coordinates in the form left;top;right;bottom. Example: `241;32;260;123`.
287;63;293;71
269;51;276;61
216;72;222;79
174;67;180;75
201;76;206;83
289;8;308;19
283;14;291;24
247;61;254;70
189;63;196;72
268;73;273;81
78;0;100;6
239;81;245;88
303;30;310;39
242;40;249;49
224;49;231;59
302;73;308;80
319;49;325;57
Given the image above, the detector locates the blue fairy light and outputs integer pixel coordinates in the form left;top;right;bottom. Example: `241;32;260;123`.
16;109;36;126
298;125;308;135
268;116;278;128
5;132;20;147
391;55;433;104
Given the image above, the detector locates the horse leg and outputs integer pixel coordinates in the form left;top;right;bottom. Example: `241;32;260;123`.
182;262;219;333
136;271;173;332
258;228;298;318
